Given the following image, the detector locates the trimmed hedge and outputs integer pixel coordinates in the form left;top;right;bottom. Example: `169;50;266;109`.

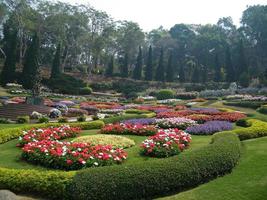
102;113;156;124
257;105;267;114
223;101;264;109
125;109;151;114
0;168;75;199
68;132;241;200
0;120;104;144
220;119;267;141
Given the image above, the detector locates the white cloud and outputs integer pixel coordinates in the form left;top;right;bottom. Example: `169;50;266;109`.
60;0;267;31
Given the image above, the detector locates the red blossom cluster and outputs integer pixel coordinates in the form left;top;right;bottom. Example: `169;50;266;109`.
140;129;191;157
138;105;172;112
18;125;127;170
80;101;121;109
100;123;157;136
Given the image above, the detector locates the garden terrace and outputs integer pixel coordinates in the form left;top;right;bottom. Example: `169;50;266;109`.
0;104;52;120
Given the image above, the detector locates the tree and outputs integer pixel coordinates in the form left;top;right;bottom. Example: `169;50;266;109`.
121;53;129;77
145;45;153;81
50;43;61;79
214;53;222;82
192;65;200;83
225;45;235;82
236;39;248;80
155;48;165;82
166;51;174;82
178;65;185;83
105;56;114;77
21;32;40;89
0;23;18;86
133;46;142;80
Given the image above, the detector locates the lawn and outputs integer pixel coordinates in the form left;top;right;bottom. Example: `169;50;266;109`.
0;129;212;169
159;136;267;200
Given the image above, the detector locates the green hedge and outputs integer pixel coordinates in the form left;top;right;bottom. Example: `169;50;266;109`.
223;101;264;109
220;119;267;141
125;109;151;114
102;113;155;124
68;132;241;200
257;105;267;114
0;168;74;199
0;120;104;144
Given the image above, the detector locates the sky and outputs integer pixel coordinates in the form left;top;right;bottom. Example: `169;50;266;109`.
61;0;266;31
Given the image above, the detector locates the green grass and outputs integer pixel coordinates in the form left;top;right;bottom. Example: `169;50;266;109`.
0;124;27;130
0;129;211;170
159;136;267;200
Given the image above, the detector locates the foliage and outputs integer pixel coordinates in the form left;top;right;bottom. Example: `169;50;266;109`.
155;89;175;100
145;45;153;81
69;132;241;200
235;119;252;127
50;43;61;79
132;46;143;80
77;115;87;122
58;117;69;123
38;116;49;123
223;101;264;109
140;129;191;158
16;116;30;124
257;105;267;114
155;48;165;82
79;87;92;95
125;109;151;114
73;135;135;149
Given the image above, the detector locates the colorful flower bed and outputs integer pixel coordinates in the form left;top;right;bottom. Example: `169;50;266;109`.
100;123;157;136
186;121;233;135
140;129;191;157
122;118;156;125
80;101;121;109
156;117;196;129
18;125;128;170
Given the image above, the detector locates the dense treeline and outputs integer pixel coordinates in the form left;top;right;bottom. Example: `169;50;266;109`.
0;0;267;88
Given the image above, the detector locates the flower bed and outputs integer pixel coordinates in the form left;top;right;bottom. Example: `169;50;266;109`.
156;117;196;129
66;108;88;117
186;121;233;135
18;125;127;170
122;118;156;125
100;123;157;136
140;129;191;157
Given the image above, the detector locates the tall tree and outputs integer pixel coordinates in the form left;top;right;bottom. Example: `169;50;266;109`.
214;53;222;82
133;46;143;80
0;23;18;86
105;56;114;77
166;51;174;82
225;45;235;82
50;43;61;79
155;48;165;82
192;65;200;83
236;39;248;77
121;53;129;77
145;45;153;81
178;65;185;83
21;32;40;89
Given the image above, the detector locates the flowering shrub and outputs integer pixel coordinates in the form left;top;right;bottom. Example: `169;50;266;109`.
100;109;124;114
140;129;191;157
186;121;233;135
21;141;127;170
80;102;121;109
174;105;187;110
18;125;127;170
156;117;196;129
66;108;88;117
100;123;157;136
18;125;81;147
122;118;156;125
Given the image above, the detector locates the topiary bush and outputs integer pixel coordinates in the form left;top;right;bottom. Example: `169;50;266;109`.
77;115;86;122
257;105;267;114
235;118;252;127
38;116;49;123
16;116;30;124
58;117;69;123
68;132;241;200
79;87;92;95
155;89;175;100
223;101;264;109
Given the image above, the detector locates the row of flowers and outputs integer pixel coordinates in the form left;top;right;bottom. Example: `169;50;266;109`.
18;125;128;170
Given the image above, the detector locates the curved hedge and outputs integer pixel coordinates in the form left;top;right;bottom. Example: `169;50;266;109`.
220;119;267;141
0;120;104;144
0;168;75;199
69;132;241;200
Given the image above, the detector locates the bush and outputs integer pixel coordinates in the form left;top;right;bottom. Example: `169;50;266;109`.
0;121;104;144
0;118;11;124
125;109;151;114
0;168;74;199
235;119;252;127
58;117;69;123
155;89;175;100
257;105;267;114
176;92;198;100
77;115;86;122
223;101;264;109
16;116;30;124
68;132;241;200
79;87;92;95
112;80;148;96
38;116;49;123
90;82;113;91
102;113;156;124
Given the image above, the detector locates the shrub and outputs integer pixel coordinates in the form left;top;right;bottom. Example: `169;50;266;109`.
67;108;88;117
257;105;267;114
235;119;252;127
73;135;135;149
155;89;175;100
58;117;69;123
0;168;74;199
79;87;92;95
38;116;49;123
69;132;241;200
176;92;198;100
125;109;151;114
223;101;264;109
90;82;113;91
16;116;30;124
0;118;11;124
0;121;104;144
77;115;86;122
102;113;156;124
140;129;191;158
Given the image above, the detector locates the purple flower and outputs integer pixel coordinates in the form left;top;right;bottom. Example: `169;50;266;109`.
185;121;233;135
122;118;156;125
